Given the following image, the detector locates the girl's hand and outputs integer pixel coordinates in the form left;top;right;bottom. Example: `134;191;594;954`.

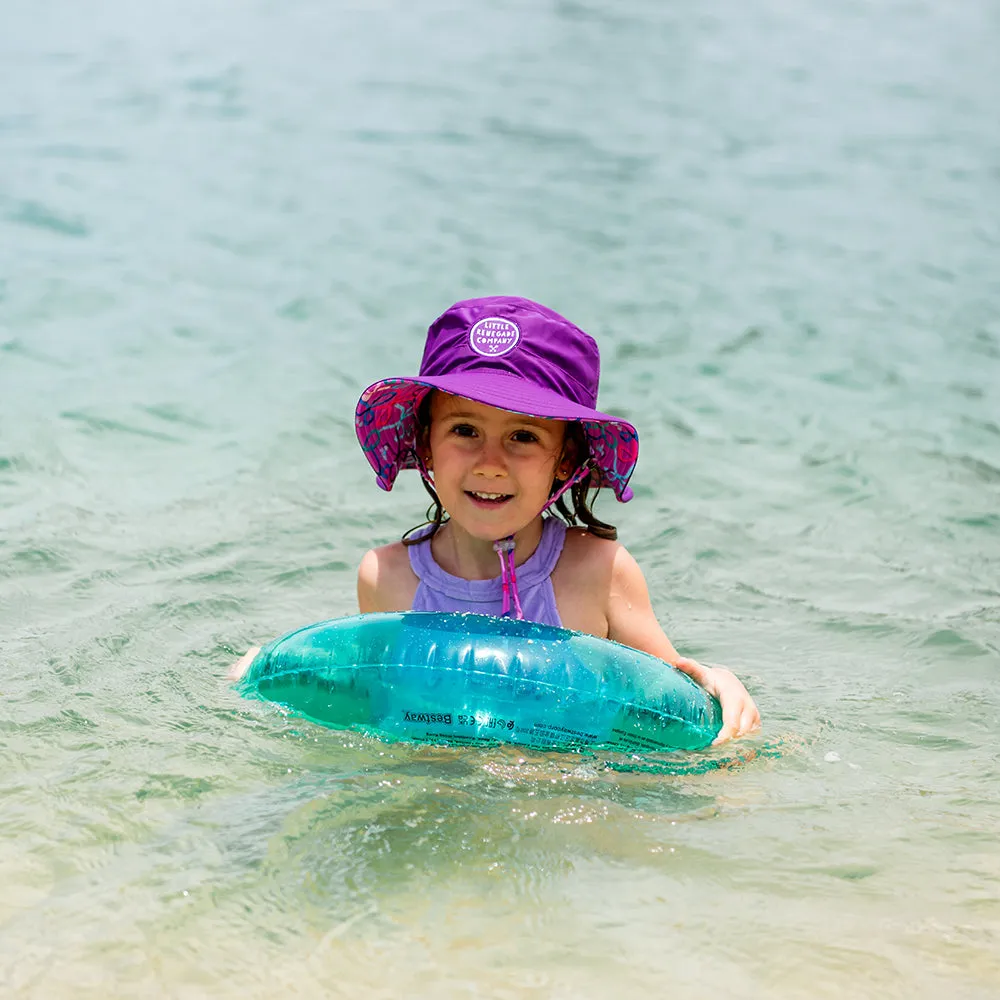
672;657;761;745
227;646;260;682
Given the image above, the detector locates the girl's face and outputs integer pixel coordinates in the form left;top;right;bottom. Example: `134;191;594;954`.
426;393;571;541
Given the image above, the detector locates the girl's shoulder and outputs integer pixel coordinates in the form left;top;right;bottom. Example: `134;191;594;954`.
553;527;654;632
551;527;623;634
559;526;647;580
557;525;621;574
357;540;419;613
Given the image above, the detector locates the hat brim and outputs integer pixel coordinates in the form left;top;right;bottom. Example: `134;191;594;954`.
355;373;638;501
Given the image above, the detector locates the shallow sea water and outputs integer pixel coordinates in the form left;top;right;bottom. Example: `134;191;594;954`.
1;0;998;996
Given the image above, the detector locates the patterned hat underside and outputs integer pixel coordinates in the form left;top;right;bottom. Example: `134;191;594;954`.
356;379;637;502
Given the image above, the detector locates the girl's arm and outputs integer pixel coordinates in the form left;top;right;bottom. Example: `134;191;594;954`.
605;545;761;744
357;548;384;613
227;646;260;681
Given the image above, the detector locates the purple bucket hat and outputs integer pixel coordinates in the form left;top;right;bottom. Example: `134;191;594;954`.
355;296;639;501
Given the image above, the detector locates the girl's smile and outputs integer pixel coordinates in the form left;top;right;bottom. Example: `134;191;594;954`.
466;490;513;507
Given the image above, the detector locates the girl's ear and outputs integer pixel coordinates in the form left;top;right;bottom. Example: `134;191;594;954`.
414;391;435;469
414;423;432;469
556;435;578;480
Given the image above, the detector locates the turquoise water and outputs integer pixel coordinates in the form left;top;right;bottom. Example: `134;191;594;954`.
1;0;998;996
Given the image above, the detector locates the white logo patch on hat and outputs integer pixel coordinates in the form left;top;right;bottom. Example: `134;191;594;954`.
469;317;520;357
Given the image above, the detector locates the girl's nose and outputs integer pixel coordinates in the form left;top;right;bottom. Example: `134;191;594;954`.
473;438;507;477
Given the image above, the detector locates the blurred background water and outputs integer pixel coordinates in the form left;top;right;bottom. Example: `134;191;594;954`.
1;0;998;996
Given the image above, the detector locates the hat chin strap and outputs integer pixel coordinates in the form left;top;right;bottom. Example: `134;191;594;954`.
492;460;594;620
491;537;523;619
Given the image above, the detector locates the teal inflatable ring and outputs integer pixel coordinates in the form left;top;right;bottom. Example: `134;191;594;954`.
238;612;722;752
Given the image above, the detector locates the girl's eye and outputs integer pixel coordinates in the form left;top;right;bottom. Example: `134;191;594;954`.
511;430;539;444
450;423;477;437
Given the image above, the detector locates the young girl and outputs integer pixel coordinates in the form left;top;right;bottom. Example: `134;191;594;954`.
352;296;760;743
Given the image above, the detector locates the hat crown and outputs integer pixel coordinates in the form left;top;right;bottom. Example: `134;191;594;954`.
419;296;600;408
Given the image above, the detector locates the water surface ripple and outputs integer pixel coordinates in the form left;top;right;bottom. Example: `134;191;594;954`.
1;0;998;997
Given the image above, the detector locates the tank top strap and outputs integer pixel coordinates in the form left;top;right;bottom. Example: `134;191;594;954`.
407;525;443;585
521;516;567;583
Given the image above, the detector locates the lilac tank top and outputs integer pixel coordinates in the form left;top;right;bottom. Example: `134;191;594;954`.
408;517;566;627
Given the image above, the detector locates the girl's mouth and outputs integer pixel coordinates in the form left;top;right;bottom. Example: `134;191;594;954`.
465;490;513;508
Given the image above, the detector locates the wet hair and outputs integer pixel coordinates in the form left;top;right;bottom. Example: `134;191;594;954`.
401;392;618;546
